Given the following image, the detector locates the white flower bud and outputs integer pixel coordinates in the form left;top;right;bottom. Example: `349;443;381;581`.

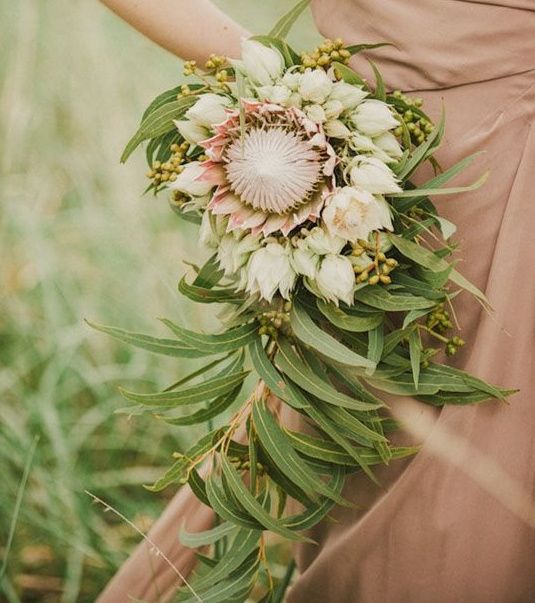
316;254;355;306
324;119;351;139
373;131;403;160
246;243;296;301
322;186;393;242
328;81;368;110
168;162;214;197
323;99;344;120
233;233;261;272
281;70;302;90
350;99;399;136
349;157;402;195
185;93;230;128
217;234;238;275
241;39;285;86
305;227;345;255
286;92;303;108
305;103;326;123
199;211;218;248
217;232;260;276
291;246;319;278
255;84;291;105
299;69;333;104
174;119;209;144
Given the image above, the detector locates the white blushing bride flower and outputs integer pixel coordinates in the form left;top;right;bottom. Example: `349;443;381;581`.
322;187;393;242
241;39;285;86
246;243;296;301
315;254;355;306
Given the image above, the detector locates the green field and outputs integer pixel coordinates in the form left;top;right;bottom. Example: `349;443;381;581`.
0;1;320;601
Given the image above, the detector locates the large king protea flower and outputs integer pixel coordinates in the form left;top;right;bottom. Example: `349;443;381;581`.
198;101;337;236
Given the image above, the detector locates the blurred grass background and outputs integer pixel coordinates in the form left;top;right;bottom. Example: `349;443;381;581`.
0;1;319;601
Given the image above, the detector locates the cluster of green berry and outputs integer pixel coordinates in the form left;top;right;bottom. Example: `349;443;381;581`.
300;38;351;71
146;142;190;186
352;239;398;285
204;53;230;83
391;90;434;145
425;303;466;356
258;304;292;338
229;456;265;475
426;303;453;332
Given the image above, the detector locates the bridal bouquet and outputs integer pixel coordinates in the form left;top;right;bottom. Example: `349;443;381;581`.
92;1;513;600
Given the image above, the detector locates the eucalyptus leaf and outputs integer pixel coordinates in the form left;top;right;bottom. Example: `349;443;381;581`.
119;370;250;407
317;299;384;333
291;302;375;369
356;286;436;311
268;0;311;38
159;319;258;354
86;320;205;358
220;455;313;542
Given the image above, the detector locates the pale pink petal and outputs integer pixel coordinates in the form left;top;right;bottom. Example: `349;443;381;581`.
209;192;242;215
258;213;288;236
198;163;226;185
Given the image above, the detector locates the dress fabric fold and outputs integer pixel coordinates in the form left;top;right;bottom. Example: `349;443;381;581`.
285;2;535;601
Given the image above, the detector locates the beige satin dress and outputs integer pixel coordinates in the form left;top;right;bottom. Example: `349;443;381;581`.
98;2;535;601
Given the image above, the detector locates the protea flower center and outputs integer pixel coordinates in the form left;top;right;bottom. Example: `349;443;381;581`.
200;101;337;236
224;127;323;214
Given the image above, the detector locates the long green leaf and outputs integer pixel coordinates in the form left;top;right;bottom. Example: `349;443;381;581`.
317;299;384;333
86;320;205;358
408;328;422;388
220;455;313;542
248;339;309;410
121;95;197;162
291;303;375;369
179;553;259;603
179;275;243;304
388;234;450;272
390;172;488;199
356;287;436;311
161;386;242;426
179;522;237;549
276;339;382;412
190;529;260;591
206;476;263;531
252;400;350;506
119;371;250;407
145;430;220;492
160;319;258;355
268;0;311;38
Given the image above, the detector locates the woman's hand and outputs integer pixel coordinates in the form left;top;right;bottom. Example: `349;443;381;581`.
99;0;249;62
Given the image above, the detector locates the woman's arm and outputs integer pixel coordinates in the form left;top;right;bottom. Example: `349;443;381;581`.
99;0;249;62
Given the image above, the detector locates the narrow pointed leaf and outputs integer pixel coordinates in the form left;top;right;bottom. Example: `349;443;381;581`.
248;339;309;410
317;299;384;333
86;321;205;358
220;455;313;542
119;370;250;407
291;303;375;369
160;319;258;355
276;339;382;412
179;522;237;549
268;0;310;38
252;399;350;506
356;286;436;311
408;328;422;388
